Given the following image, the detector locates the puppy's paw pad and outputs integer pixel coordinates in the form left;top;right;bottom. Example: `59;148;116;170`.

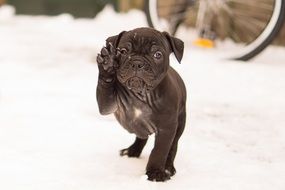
101;47;109;56
96;54;104;64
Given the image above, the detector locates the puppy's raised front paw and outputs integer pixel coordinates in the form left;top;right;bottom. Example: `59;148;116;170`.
97;43;119;81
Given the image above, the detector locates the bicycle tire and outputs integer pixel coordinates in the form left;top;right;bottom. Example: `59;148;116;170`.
144;0;285;61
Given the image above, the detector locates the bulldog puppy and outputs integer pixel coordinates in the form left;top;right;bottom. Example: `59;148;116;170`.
96;27;186;182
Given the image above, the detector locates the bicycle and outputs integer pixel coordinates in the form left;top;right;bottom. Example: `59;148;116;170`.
144;0;285;60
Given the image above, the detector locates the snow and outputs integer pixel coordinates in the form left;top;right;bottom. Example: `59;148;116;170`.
1;4;285;190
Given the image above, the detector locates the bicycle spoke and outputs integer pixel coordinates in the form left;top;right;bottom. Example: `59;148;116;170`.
227;0;275;11
234;19;261;42
228;7;273;19
158;6;194;17
158;4;190;10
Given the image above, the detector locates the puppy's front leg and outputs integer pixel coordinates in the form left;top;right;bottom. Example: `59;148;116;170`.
146;125;177;182
96;43;119;115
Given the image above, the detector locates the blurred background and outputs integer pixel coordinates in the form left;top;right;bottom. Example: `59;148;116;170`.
1;0;284;45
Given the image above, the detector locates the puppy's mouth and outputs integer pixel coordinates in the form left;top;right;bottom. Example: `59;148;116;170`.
126;77;146;91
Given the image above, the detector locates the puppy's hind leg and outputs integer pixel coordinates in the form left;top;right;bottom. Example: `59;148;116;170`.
120;137;148;158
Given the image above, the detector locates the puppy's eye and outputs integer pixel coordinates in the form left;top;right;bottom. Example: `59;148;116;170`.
120;48;128;55
153;51;162;59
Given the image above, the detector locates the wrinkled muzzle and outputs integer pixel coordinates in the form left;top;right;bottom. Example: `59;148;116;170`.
117;57;157;92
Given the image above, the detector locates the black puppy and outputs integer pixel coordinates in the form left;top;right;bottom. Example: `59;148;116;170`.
96;27;186;182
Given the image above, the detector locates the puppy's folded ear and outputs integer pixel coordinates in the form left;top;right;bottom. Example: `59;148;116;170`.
106;31;126;48
163;32;184;63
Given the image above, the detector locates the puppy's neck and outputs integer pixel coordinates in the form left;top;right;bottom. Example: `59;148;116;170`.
129;88;149;102
116;81;149;102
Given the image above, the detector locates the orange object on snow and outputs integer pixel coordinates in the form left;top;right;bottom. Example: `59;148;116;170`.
193;38;215;48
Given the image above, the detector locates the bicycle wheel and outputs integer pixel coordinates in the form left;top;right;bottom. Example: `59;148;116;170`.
145;0;285;61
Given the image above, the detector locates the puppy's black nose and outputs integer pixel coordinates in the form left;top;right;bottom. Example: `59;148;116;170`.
131;61;145;70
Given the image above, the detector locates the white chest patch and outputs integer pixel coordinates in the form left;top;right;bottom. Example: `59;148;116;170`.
134;108;142;118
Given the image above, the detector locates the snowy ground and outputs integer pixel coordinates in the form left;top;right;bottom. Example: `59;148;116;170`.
0;5;285;190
